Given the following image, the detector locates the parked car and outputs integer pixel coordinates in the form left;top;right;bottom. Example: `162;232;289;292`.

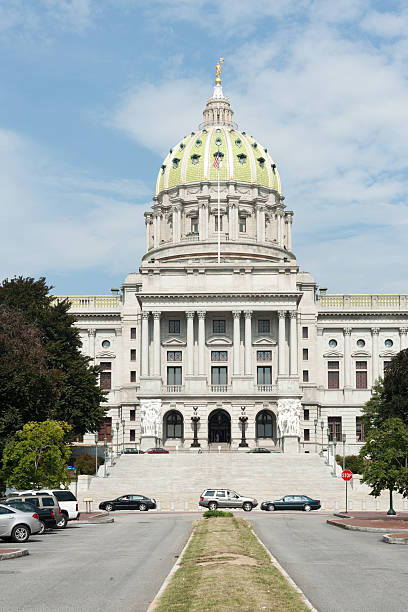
14;489;79;522
2;499;57;533
261;495;321;512
0;502;41;543
199;489;258;511
99;494;156;512
122;448;144;454
246;448;279;454
145;448;169;454
6;493;67;528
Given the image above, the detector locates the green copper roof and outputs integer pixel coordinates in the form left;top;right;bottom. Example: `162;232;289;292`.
155;127;281;196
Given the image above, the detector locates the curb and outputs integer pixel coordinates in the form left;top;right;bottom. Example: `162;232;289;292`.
75;517;114;525
147;524;197;611
383;534;408;545
251;528;317;612
327;519;393;533
0;548;29;561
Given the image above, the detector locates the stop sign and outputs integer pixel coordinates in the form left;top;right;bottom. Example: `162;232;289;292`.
342;469;353;481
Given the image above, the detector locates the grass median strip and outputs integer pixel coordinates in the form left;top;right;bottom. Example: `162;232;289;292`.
154;516;309;611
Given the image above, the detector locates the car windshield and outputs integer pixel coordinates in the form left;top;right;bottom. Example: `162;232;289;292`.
53;491;76;501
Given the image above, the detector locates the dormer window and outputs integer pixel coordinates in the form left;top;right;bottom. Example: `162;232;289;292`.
213;151;224;161
215;136;222;146
252;142;258;149
271;163;276;173
172;157;180;169
191;131;195;136
237;153;247;165
257;157;265;169
169;148;173;154
235;138;242;148
202;129;207;134
216;128;221;133
195;139;202;147
191;154;201;165
179;143;185;151
161;164;166;175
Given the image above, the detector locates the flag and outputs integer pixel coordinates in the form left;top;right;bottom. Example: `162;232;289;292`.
213;153;221;170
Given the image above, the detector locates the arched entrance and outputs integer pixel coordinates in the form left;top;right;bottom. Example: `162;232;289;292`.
163;410;184;441
256;410;276;440
208;409;231;443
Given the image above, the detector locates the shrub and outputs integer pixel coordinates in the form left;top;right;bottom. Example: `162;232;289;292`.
335;454;365;474
203;509;233;518
74;452;104;475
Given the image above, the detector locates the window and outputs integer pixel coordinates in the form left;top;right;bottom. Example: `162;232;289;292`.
303;348;309;360
328;416;342;442
256;411;273;438
191;217;198;233
167;366;182;386
239;217;246;233
257;350;272;361
258;319;270;333
215;215;223;231
167;351;182;361
102;339;110;348
130;430;136;442
130;371;136;383
237;153;247;164
385;338;393;347
257;366;272;385
303;409;310;421
211;366;227;385
169;320;180;334
384;360;392;374
329;339;337;348
356;417;365;442
213;319;226;334
211;351;227;361
328;361;339;389
130;349;136;361
165;411;183;438
303;370;309;382
130;327;136;339
356;339;365;347
98;417;112;442
99;362;111;390
356;361;367;389
130;409;135;421
302;327;308;338
304;429;310;442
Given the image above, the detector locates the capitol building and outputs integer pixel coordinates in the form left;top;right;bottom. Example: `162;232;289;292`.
63;66;408;456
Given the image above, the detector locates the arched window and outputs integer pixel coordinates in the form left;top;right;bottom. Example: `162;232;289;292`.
256;410;274;439
165;411;183;439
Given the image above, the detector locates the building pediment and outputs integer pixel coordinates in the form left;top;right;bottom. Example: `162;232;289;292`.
162;337;187;346
253;337;277;346
206;336;232;346
351;350;371;358
95;351;116;359
323;350;343;358
379;349;397;357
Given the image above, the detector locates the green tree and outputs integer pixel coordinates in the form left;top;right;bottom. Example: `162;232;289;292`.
2;420;72;489
74;452;104;475
0;276;106;447
360;418;408;510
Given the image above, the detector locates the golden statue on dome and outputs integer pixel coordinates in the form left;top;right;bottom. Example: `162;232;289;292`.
215;57;224;84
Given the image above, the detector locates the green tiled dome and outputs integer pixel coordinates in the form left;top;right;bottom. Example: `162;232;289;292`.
155;127;281;196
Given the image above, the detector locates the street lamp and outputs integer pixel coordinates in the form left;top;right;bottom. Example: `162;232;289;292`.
320;420;324;450
122;419;125;453
314;419;318;453
111;429;115;466
191;407;200;448
239;407;248;448
116;421;119;456
103;435;107;478
342;433;346;472
94;432;99;475
326;428;330;465
332;436;337;477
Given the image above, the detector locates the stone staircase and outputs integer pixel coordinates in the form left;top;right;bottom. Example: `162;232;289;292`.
76;452;406;513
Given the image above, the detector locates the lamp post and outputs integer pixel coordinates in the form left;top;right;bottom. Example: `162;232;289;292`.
122;419;125;453
116;421;119;456
314;419;318;453
342;433;346;471
332;436;337;477
94;432;99;475
326;427;330;465
387;489;397;516
111;429;115;466
191;407;200;448
320;420;324;451
239;407;248;448
103;435;107;478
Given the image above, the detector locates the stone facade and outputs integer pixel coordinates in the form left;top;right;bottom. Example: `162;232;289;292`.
60;76;408;455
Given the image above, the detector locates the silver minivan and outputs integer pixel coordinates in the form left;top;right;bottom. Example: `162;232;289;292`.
199;489;258;511
0;503;41;542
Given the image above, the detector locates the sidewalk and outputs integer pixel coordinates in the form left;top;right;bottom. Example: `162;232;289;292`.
75;512;114;524
328;511;408;542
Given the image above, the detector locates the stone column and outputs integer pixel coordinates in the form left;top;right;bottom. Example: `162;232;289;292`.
172;207;177;243
400;327;408;351
198;205;204;241
233;310;241;375
145;213;152;251
88;329;96;362
278;311;286;376
153;312;161;377
141;312;149;377
371;327;380;383
244;310;253;375
229;203;236;241
257;206;265;242
289;311;298;376
343;327;351;388
176;207;182;241
186;311;195;375
256;205;261;241
286;212;293;251
198;311;206;376
276;213;282;246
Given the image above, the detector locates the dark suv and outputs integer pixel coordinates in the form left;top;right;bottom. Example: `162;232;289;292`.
199;489;258;512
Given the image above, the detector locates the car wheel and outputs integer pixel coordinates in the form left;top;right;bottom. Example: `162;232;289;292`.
267;504;275;511
105;503;114;512
243;502;253;512
38;521;46;535
11;525;30;543
303;504;312;512
56;515;67;529
139;503;147;511
208;501;218;511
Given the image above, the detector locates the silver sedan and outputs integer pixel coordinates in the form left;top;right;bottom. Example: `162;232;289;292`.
0;502;42;543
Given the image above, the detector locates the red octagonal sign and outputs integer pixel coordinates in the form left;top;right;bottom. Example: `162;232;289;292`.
342;469;353;481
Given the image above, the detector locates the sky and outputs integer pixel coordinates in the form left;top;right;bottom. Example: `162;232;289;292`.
1;0;408;295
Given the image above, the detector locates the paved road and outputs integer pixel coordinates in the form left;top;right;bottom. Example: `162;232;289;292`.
0;513;195;612
251;513;408;612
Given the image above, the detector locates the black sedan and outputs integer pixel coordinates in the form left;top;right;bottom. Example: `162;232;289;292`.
99;494;156;512
2;499;57;532
261;495;321;512
247;448;279;454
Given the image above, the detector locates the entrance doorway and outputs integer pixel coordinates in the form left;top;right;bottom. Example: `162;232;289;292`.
208;409;231;443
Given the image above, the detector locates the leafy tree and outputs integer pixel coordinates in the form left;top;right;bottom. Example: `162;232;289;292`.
360;418;408;504
335;454;366;474
74;452;104;475
2;420;72;489
361;378;386;433
0;276;106;448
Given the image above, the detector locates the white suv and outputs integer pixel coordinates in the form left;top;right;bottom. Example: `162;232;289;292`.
20;489;79;522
